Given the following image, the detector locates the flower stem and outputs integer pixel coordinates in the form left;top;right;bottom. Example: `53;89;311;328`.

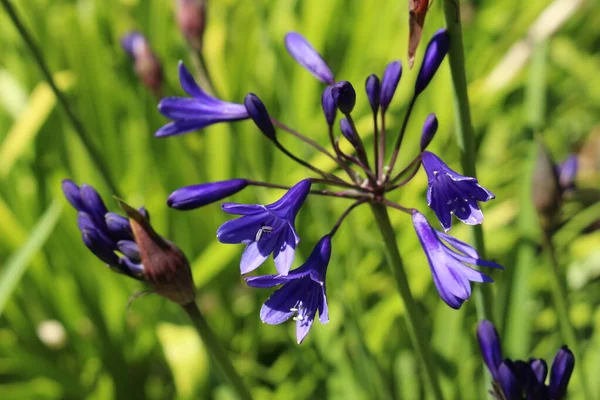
369;204;444;400
182;302;253;400
542;233;592;399
441;3;494;396
1;0;120;196
384;97;416;183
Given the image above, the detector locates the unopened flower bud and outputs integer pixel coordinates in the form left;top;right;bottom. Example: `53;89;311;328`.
365;74;380;114
321;86;337;126
415;29;449;96
549;346;575;399
420;113;438;151
175;0;207;52
168;179;249;210
121;32;163;94
380;60;402;111
244;93;276;140
331;81;356;114
117;199;196;305
339;118;359;148
557;154;578;192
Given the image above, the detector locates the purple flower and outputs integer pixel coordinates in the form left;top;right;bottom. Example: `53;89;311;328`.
284;32;334;85
412;211;502;309
380;60;402;111
245;235;331;344
217;179;311;275
331;81;356;114
321;86;337;126
557;154;578;192
549;346;574;400
156;62;248;137
421;151;495;232
168;179;249;210
415;28;449;96
476;320;503;381
121;32;163;93
244;93;276;141
497;360;522;400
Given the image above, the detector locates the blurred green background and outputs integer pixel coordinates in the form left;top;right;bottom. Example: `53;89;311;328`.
1;0;599;398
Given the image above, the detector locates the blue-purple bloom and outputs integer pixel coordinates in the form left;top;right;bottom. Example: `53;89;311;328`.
415;28;450;96
557;154;578;192
421;151;495;232
477;320;576;400
380;60;402;111
245;235;331;344
284;32;335;85
420;113;438;151
168;179;249;210
61;179;145;279
156;62;249;137
217;179;311;275
412;211;502;309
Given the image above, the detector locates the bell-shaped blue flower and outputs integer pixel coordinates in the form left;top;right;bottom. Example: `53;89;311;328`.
245;235;331;344
217;179;311;275
156;62;249;137
284;32;334;85
421;151;495;232
412;211;502;309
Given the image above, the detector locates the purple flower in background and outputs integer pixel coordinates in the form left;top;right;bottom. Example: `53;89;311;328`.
168;179;249;210
246;235;331;343
156;62;249;137
557;154;578;192
121;31;163;93
412;211;502;309
217;179;311;275
476;320;576;400
284;32;335;84
422;151;495;232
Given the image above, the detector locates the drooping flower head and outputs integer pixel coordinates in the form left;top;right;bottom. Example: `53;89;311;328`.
121;31;163;93
412;211;502;309
245;235;331;344
156;62;249;137
217;179;311;275
476;320;576;400
422;151;495;232
62;180;195;305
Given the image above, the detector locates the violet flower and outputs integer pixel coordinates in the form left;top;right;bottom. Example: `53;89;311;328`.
217;179;311;275
168;179;249;210
284;32;335;85
422;151;495;232
476;320;576;400
412;211;502;309
156;62;249;137
121;32;163;93
245;235;331;344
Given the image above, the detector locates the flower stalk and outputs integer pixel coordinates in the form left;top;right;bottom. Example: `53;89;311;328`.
182;302;253;400
1;0;120;196
370;204;445;400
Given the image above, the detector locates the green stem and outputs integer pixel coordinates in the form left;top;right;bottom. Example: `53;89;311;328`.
542;234;592;399
370;204;444;400
182;302;253;400
441;0;493;321
1;0;120;196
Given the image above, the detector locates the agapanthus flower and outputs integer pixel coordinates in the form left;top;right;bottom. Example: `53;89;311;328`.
156;62;249;137
163;28;501;341
121;32;163;94
62;180;195;305
422;151;495;232
245;235;331;344
557;154;578;192
412;211;502;309
477;320;576;400
217;179;311;275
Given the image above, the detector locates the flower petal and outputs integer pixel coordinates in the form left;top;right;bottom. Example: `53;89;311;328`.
260;279;307;325
273;228;297;276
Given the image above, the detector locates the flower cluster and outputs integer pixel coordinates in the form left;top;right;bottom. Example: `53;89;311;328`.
158;29;503;341
61;180;195;305
477;320;575;400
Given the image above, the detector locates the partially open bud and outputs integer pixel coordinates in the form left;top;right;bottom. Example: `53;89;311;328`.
244;93;276;141
175;0;207;52
121;32;163;95
117;199;196;305
331;81;356;114
420;113;438;151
